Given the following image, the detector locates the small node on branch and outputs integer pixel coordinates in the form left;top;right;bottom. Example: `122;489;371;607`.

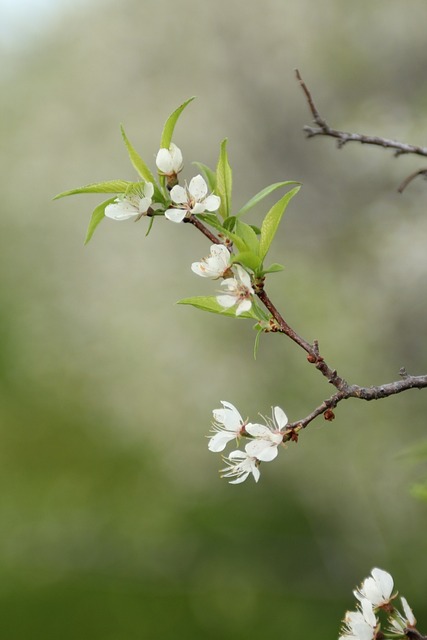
324;409;335;421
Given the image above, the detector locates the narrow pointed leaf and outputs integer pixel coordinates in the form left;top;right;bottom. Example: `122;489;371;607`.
178;296;257;319
253;327;262;360
262;262;285;274
84;197;116;245
120;125;156;184
235;220;259;255
215;139;232;219
236;181;300;217
160;97;196;148
193;162;216;192
259;186;300;260
54;180;131;199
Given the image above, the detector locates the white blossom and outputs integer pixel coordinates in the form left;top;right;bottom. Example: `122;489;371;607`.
244;406;288;462
354;568;395;608
216;265;254;316
340;599;378;640
166;174;221;223
105;182;154;221
220;449;260;484
208;401;246;452
389;597;417;635
155;143;184;176
191;244;231;279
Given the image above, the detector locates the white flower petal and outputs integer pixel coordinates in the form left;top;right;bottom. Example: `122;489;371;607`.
235;265;252;289
144;182;155;199
105;200;138;221
156;148;174;174
208;431;237;452
245;423;271;438
401;597;416;626
371;568;394;600
170;184;188;205
188;174;208;201
246;440;279;462
273;406;288;430
165;208;187;223
203;194;221;212
191;202;206;214
236;299;252;316
216;294;236;309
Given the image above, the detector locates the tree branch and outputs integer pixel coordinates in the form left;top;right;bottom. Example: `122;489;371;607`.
295;69;427;191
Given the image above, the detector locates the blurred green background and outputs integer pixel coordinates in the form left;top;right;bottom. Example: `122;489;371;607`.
1;0;427;637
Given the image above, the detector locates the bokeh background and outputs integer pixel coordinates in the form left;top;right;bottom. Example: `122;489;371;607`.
1;0;427;637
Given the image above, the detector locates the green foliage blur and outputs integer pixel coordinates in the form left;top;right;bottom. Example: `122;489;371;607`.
1;0;427;637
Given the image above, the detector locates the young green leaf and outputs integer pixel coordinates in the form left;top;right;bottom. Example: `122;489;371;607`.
235;220;260;255
193;162;217;192
178;296;257;319
120;125;157;185
84;197;116;245
253;326;263;360
230;251;262;272
215;139;232;219
259;186;300;260
262;263;285;274
236;181;300;217
160;97;196;149
54;180;131;200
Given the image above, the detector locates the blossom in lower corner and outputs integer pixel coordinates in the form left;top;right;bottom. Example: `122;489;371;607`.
105;182;154;221
208;401;247;452
220;449;260;484
354;568;395;608
340;599;378;640
389;597;417;635
166;174;221;223
155;143;184;177
244;406;288;462
216;265;254;316
191;244;232;279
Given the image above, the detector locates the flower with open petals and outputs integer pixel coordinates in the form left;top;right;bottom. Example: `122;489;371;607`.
191;244;231;279
156;143;184;177
340;599;378;640
166;174;221;223
354;568;395;608
105;182;154;221
208;401;246;452
245;406;288;461
220;449;260;484
216;265;254;316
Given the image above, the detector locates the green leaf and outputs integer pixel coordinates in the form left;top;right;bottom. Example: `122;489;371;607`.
54;180;131;200
235;220;259;255
193;162;216;192
230;251;262;272
236;181;300;217
259;186;300;260
120;125;156;185
223;216;236;232
145;216;155;237
178;296;257;319
253;327;262;360
262;262;285;274
160;97;196;148
215;139;232;219
84;197;115;245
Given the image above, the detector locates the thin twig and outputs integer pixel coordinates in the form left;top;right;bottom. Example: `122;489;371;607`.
296;69;427;192
296;69;427;158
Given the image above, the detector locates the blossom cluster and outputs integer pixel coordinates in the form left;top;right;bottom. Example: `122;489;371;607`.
208;401;289;483
192;244;254;316
105;143;221;224
339;568;417;640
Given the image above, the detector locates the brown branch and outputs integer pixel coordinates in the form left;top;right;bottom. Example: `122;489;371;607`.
296;69;427;158
184;214;220;244
287;375;427;433
296;69;427;191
